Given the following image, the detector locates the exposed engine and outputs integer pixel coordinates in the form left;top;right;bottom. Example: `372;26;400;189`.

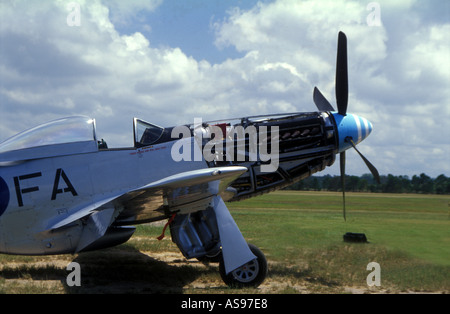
194;111;337;201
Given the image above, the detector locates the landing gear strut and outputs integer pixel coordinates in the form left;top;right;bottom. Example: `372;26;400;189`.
169;209;268;288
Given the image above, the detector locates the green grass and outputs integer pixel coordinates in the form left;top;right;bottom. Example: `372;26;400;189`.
227;191;450;292
228;191;450;266
1;191;449;293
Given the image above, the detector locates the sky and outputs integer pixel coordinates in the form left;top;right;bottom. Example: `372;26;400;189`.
0;0;449;178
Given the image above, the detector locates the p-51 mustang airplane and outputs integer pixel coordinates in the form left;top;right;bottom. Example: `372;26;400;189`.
0;32;379;288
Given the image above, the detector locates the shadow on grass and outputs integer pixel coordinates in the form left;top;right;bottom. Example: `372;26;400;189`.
65;245;218;293
0;264;66;281
0;245;217;294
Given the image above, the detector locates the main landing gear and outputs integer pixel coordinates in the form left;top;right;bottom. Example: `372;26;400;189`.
198;243;268;288
219;243;268;288
201;243;268;288
170;208;268;288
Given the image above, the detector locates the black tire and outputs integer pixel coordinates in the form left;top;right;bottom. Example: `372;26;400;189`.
219;243;268;288
197;249;222;264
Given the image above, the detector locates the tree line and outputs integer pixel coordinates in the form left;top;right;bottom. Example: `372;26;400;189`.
284;173;450;194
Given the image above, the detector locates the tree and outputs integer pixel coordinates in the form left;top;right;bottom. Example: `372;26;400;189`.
419;173;434;194
283;173;450;194
383;174;403;193
434;174;450;194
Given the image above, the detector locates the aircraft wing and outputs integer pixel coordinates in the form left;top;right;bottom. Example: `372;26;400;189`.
45;166;247;251
113;166;247;225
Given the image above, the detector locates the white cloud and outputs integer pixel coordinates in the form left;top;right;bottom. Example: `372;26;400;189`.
0;0;448;177
213;0;449;177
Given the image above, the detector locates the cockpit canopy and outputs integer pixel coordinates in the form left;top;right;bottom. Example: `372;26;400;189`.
0;116;96;153
0;116;97;162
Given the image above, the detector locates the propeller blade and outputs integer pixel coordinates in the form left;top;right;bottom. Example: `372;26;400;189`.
348;138;381;184
313;87;335;111
335;31;348;116
340;151;346;221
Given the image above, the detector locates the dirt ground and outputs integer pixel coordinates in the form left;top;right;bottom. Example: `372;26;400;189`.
0;248;404;294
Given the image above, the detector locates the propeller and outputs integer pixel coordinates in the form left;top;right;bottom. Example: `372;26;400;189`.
340;151;346;221
313;87;334;111
313;31;380;220
313;31;348;115
335;31;348;116
347;137;381;185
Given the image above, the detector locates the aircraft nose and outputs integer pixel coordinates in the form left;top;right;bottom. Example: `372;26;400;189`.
332;113;373;153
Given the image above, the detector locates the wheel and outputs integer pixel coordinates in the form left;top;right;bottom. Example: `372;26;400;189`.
196;248;222;263
219;243;268;288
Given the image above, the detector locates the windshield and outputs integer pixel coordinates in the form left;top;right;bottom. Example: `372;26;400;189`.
134;118;164;147
0;116;96;153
